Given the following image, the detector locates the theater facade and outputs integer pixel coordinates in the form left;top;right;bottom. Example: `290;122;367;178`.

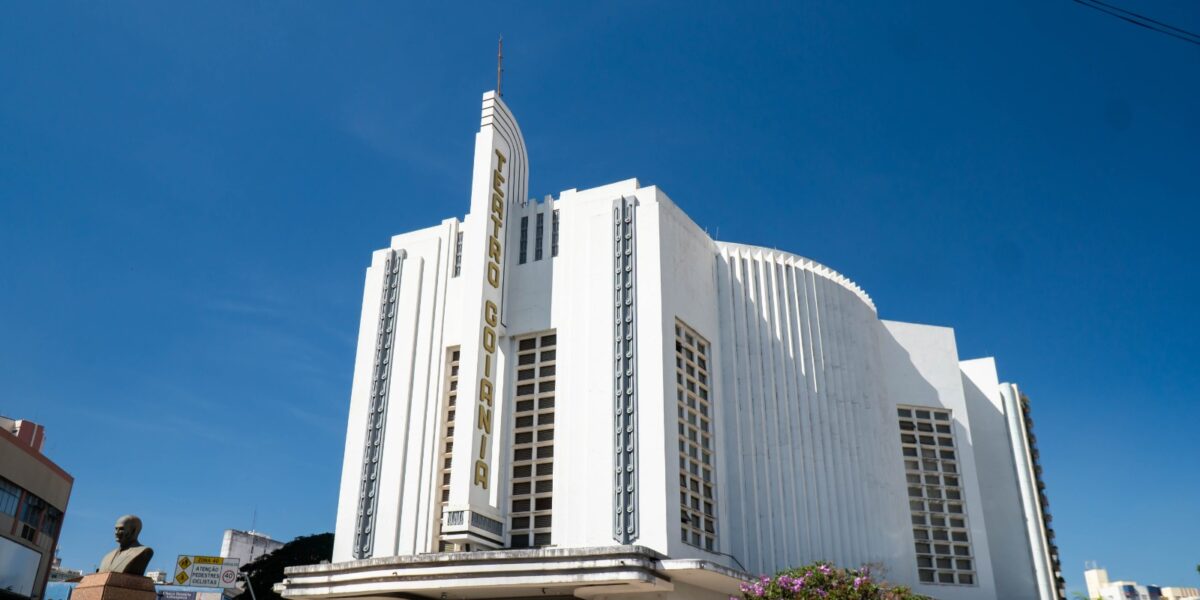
276;92;1064;600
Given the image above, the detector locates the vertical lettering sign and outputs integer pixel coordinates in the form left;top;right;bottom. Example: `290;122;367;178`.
446;91;526;539
474;149;507;490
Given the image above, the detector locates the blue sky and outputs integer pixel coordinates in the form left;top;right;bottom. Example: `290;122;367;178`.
2;1;1197;592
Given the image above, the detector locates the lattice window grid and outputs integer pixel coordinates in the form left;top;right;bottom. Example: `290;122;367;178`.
433;347;460;551
676;320;716;551
510;332;557;549
899;406;976;586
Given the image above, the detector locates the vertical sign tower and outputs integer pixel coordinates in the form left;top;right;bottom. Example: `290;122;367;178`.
441;91;528;549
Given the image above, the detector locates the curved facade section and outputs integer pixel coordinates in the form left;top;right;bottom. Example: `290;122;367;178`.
714;245;908;576
717;243;876;313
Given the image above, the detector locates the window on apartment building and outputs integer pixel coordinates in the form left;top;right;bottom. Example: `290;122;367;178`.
18;494;44;527
18;494;45;542
0;477;19;516
551;210;559;257
434;347;460;551
519;216;529;264
41;507;62;536
510;332;557;549
535;212;544;261
898;407;976;586
453;231;463;277
676;320;716;551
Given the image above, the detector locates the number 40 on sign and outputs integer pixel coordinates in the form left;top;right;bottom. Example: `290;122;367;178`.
173;555;240;589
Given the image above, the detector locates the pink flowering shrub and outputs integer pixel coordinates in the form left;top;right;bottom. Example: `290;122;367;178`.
735;563;928;600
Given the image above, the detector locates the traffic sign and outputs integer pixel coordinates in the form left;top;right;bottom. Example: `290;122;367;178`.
173;555;240;588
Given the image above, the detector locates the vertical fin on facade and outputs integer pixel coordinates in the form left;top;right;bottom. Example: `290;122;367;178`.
1019;392;1066;600
613;196;638;544
354;248;405;559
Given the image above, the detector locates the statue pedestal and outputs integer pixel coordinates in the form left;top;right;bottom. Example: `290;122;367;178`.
72;573;156;600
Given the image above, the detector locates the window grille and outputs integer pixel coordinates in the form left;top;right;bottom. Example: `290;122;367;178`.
434;347;460;551
676;320;716;551
551;209;559;257
535;212;544;261
898;406;976;586
519;216;529;264
510;332;557;548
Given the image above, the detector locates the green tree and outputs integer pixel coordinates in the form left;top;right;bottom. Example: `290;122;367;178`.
240;533;333;600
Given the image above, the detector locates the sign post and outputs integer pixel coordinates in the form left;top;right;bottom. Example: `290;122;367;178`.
173;555;240;588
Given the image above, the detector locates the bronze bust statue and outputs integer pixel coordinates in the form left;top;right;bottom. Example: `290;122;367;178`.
98;515;154;576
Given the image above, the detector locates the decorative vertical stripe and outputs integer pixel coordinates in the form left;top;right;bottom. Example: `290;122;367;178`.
613;196;638;544
452;231;463;277
354;249;404;559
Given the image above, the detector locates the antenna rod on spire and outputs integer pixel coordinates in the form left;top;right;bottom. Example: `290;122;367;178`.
497;36;504;97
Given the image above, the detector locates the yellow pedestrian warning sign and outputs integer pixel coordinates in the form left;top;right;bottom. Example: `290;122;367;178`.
173;555;240;588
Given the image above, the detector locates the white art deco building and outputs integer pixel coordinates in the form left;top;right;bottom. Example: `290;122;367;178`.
276;92;1064;600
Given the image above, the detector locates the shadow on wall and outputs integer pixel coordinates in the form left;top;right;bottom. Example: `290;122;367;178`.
875;324;952;586
716;250;917;578
959;360;1046;600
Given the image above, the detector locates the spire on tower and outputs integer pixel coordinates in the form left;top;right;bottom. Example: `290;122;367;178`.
497;36;504;97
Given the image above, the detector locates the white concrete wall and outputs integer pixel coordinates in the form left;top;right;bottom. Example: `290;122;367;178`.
999;382;1058;600
714;244;910;577
332;222;458;561
502;181;640;550
878;321;998;600
961;358;1046;600
648;187;722;563
220;530;284;565
331;246;387;562
1086;568;1111;599
543;183;633;550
